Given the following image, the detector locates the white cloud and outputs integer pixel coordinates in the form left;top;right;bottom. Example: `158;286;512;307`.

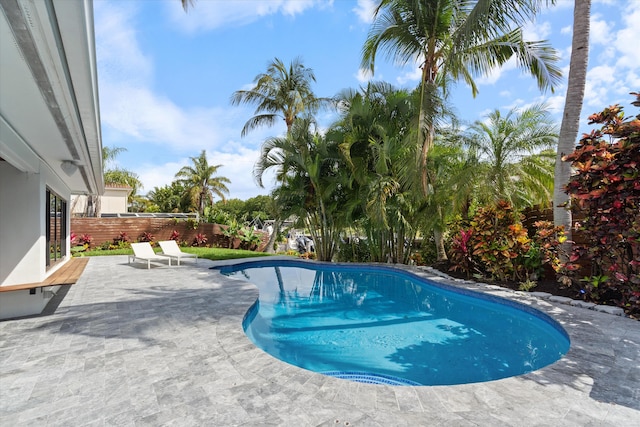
522;21;552;41
560;25;572;35
477;57;517;86
546;0;573;10
210;147;274;199
168;0;333;33
355;68;373;83
624;70;640;89
396;67;421;85
541;94;566;114
94;2;153;85
587;65;617;85
590;14;611;46
99;81;245;151
353;0;377;24
583;7;640;110
584;65;618;108
137;161;186;193
502;99;526;111
614;8;640;69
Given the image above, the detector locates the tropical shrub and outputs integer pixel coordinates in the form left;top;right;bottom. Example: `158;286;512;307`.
139;232;154;243
114;231;129;243
193;233;207;247
530;220;566;277
203;206;233;226
449;202;564;284
336;237;371;263
408;252;426;266
78;234;93;246
239;227;263;250
471;202;530;282
169;230;180;241
70;232;87;255
222;220;242;248
563;96;640;316
449;229;475;278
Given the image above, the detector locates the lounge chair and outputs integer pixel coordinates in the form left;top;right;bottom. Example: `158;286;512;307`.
128;242;171;269
158;240;198;265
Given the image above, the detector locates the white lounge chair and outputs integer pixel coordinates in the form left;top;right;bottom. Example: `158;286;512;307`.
128;242;171;269
158;240;198;265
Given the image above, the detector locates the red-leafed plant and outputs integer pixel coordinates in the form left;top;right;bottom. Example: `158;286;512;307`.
70;231;78;245
79;234;93;246
169;230;180;241
563;94;640;317
193;233;207;247
449;229;475;278
114;231;129;243
139;232;154;243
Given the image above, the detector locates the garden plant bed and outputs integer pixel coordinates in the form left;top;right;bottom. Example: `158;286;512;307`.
430;261;636;318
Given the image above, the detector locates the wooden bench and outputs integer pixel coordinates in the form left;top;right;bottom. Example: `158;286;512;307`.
0;257;89;292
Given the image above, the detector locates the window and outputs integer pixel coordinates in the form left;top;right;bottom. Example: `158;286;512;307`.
46;188;67;268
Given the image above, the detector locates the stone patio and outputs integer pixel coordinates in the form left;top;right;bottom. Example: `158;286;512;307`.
1;255;638;426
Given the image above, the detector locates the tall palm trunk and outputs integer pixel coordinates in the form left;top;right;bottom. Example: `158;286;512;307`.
554;0;591;261
418;65;436;197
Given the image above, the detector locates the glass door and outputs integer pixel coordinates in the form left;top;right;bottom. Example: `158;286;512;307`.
46;188;67;268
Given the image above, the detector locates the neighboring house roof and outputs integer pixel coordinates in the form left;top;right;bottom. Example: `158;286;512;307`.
0;0;104;195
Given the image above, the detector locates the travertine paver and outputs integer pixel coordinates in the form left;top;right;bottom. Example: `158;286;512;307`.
0;255;638;426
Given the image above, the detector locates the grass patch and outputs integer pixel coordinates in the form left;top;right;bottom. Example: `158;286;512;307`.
78;246;275;261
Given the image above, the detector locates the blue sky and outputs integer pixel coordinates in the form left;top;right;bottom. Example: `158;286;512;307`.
93;0;640;201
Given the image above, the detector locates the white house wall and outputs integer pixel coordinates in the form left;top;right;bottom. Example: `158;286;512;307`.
0;285;62;320
0;159;70;287
0;161;43;286
101;188;130;214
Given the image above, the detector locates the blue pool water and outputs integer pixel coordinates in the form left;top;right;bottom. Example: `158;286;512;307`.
218;259;570;386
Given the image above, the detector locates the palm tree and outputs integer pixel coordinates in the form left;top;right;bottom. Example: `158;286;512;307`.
362;0;561;196
466;104;558;208
422;135;471;261
330;82;421;263
103;147;142;198
231;57;329;137
175;150;230;216
554;0;591;260
254;118;345;261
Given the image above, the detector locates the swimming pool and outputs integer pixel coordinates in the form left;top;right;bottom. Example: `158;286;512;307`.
218;259;570;386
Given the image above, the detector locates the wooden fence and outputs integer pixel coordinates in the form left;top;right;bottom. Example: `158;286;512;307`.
71;218;268;251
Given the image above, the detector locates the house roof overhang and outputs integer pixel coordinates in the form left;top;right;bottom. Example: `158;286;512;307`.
0;0;104;195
